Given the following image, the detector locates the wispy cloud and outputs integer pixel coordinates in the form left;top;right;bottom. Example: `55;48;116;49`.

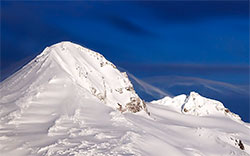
118;67;171;100
107;16;156;37
144;75;249;96
139;1;249;23
119;63;250;75
127;72;171;98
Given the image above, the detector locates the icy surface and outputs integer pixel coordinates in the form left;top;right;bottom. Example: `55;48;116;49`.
0;41;250;156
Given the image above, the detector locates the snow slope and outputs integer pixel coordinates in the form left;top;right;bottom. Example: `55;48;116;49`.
0;41;249;156
151;92;242;122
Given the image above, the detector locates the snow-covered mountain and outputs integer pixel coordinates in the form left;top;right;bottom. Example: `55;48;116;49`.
0;42;249;156
151;92;242;122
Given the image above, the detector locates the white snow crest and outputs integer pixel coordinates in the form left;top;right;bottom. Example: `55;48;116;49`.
0;42;249;156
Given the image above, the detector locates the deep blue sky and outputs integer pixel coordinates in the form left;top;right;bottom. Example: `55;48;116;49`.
1;1;249;121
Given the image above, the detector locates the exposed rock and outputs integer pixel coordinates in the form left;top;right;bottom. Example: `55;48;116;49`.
115;88;123;94
117;103;126;113
125;86;134;91
238;140;245;150
125;97;143;113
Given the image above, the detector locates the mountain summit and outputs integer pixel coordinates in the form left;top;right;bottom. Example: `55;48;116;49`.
1;41;148;116
0;42;249;156
151;92;241;122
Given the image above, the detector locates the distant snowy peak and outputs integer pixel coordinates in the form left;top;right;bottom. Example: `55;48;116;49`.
151;92;241;122
182;92;241;121
2;41;148;114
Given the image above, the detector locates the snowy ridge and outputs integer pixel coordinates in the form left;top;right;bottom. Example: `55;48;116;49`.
151;92;241;122
0;42;250;156
45;42;147;113
1;41;147;115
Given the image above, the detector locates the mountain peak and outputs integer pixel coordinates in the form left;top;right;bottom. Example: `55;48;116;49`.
1;42;249;156
182;91;241;121
1;41;149;114
151;91;241;122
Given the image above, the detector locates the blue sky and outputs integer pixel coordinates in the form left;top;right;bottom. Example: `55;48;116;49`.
1;1;249;121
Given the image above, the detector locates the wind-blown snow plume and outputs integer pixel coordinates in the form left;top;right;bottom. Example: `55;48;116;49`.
126;72;171;97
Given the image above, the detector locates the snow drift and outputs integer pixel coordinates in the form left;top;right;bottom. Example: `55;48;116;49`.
0;41;249;156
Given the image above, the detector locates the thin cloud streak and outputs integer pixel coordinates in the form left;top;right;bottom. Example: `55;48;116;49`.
108;16;156;37
145;76;249;96
127;72;171;98
118;66;171;99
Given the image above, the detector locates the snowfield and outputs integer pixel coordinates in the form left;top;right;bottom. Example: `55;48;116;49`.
0;41;249;156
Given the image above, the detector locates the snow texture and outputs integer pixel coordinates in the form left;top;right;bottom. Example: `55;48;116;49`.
0;41;249;156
